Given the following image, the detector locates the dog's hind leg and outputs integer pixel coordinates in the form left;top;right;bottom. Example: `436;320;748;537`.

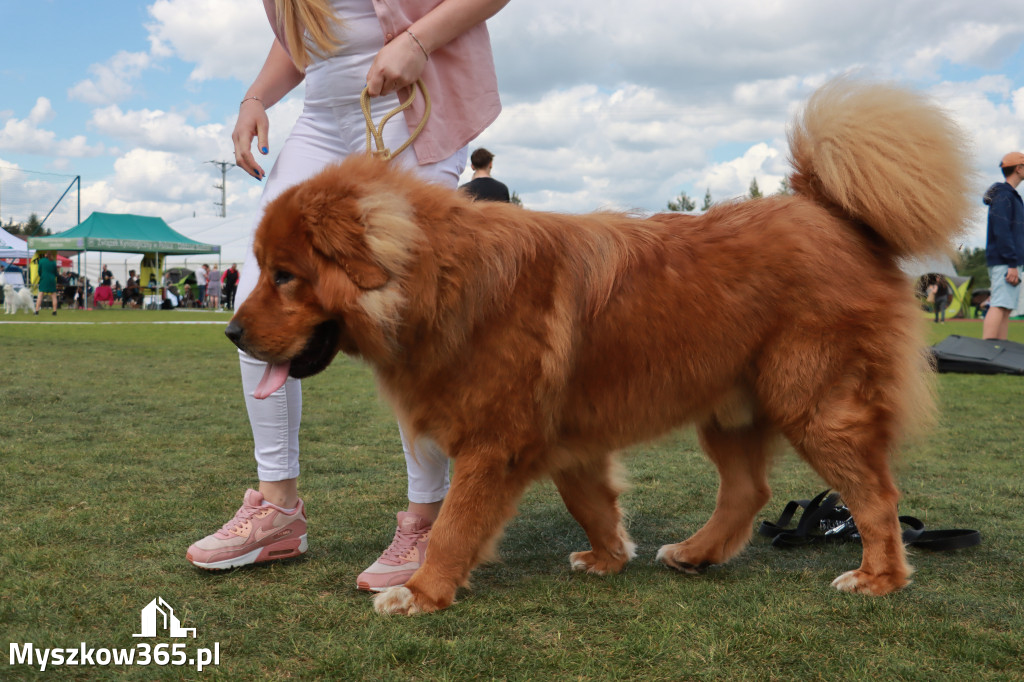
551;454;636;576
782;377;912;596
657;419;775;573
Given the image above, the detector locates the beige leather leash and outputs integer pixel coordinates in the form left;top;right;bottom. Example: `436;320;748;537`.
360;79;431;161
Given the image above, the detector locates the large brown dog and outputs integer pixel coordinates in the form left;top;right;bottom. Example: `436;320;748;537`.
226;79;972;614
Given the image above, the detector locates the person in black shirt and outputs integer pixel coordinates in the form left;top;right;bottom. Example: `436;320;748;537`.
460;147;510;202
931;275;950;323
222;263;240;310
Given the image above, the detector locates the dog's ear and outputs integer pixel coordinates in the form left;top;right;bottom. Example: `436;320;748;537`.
298;188;389;290
340;256;389;290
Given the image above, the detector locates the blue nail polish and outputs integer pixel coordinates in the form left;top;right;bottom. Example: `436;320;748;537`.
261;147;268;154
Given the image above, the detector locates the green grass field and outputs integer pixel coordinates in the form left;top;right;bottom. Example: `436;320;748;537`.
1;311;1022;680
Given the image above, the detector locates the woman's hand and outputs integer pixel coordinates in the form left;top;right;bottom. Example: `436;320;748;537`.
231;39;304;181
232;99;270;180
365;32;428;97
364;0;509;98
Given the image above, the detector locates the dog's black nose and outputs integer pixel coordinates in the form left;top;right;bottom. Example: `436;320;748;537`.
224;320;244;346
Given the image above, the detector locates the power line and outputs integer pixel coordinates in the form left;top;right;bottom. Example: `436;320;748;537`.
0;165;80;180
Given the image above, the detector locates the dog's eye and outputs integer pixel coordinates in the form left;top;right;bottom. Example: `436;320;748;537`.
274;271;295;287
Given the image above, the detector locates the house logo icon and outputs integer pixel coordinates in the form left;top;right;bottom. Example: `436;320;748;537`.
132;597;196;638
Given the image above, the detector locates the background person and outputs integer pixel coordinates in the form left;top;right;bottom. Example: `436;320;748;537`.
122;270;143;308
222;263;240;310
207;264;222;310
95;264;115;307
982;152;1024;340
196;264;209;307
459;147;510;202
180;282;196;308
34;252;58;316
186;0;506;594
932;275;950;323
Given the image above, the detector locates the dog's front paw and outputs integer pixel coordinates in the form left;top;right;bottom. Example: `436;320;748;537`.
569;540;636;575
831;569;910;596
656;542;715;574
373;586;423;615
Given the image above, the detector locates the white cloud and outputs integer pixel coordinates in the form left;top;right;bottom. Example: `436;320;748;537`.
68;51;152;105
0;97;106;158
29;98;56;125
45;91;303;224
89;105;229;156
469;80;804;212
146;0;273;83
702;143;783;199
74;148;214;221
929;78;1023;168
113;149;196;199
0;159;82;228
904;22;1024;79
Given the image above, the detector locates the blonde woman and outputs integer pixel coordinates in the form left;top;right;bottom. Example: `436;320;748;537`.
187;0;507;593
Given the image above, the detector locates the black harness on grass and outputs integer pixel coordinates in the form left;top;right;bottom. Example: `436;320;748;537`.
758;490;981;551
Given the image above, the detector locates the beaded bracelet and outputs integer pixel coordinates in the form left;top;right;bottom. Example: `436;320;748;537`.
240;96;264;108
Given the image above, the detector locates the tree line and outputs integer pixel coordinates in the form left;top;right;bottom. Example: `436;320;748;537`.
666;177;792;213
3;213;52;238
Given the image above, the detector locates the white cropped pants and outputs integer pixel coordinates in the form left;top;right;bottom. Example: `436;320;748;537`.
235;96;465;503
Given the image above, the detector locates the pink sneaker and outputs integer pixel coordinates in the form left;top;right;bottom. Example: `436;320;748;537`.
357;512;431;592
187;489;307;570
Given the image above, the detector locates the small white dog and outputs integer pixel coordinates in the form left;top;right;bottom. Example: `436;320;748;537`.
3;283;35;314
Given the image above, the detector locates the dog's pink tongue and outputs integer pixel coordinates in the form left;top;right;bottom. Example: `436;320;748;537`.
253;362;291;399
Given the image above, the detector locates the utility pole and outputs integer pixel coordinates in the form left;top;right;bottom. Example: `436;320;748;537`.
206;160;236;217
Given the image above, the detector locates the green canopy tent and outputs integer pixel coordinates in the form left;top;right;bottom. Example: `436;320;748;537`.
28;212;219;308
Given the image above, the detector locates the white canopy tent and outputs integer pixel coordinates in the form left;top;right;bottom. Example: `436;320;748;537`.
169;213;257;270
1;231;31;288
0;229;32;259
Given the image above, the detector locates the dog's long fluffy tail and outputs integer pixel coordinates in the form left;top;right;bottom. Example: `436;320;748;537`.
788;78;974;258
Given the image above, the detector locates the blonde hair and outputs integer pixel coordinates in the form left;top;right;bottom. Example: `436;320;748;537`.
273;0;346;69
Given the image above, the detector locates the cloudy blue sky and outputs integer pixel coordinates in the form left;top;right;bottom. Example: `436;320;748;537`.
2;0;1024;257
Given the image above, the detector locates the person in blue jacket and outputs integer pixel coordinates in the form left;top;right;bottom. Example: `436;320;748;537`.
982;152;1024;340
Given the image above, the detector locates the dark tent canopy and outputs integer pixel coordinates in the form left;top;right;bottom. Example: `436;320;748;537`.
931;335;1024;375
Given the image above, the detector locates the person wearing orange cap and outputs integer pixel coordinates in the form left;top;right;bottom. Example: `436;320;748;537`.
981;152;1024;340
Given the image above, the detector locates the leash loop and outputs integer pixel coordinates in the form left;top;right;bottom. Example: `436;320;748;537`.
361;79;431;161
